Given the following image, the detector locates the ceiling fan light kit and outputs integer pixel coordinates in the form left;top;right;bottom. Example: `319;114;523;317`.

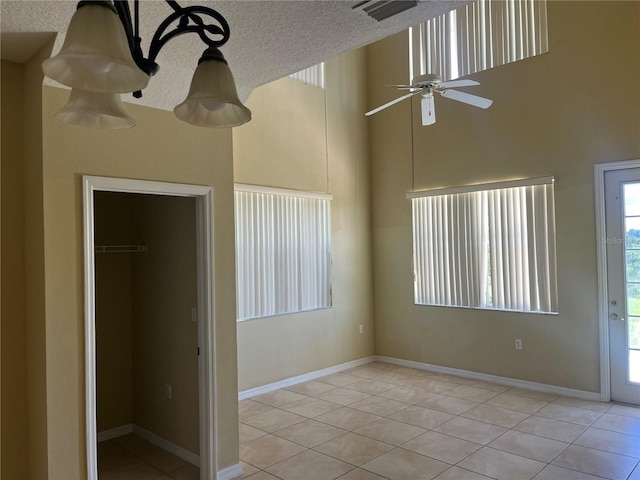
42;0;251;129
421;94;436;126
366;73;493;126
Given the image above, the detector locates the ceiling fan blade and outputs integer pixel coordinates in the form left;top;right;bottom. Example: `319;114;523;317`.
439;79;480;89
385;84;414;88
421;96;436;126
365;92;419;116
440;89;493;109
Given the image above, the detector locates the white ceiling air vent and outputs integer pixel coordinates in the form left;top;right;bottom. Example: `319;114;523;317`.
352;1;418;22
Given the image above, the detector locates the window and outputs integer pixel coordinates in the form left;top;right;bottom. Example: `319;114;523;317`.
288;63;325;89
409;177;558;313
235;184;332;321
409;0;549;82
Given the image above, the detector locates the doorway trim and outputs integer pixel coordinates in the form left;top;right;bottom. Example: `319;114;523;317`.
594;159;640;402
82;175;216;480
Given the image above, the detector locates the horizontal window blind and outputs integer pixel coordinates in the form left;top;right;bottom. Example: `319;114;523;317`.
411;179;557;313
235;186;332;321
409;0;548;82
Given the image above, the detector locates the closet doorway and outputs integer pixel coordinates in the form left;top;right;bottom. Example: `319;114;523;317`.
83;176;216;480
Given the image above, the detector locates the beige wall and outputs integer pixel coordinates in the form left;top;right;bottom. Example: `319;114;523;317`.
234;48;374;390
94;192;135;432
368;2;640;393
1;60;30;480
24;44;51;480
1;41;52;479
131;194;199;454
233;77;327;192
37;84;239;477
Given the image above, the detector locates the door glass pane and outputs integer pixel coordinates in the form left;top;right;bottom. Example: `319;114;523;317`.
626;217;640;248
625;183;640;216
625;182;640;385
629;284;640;316
626;251;640;283
630;350;640;384
630;317;640;349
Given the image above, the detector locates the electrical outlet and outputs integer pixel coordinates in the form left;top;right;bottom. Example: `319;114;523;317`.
515;339;523;350
359;324;364;334
164;384;172;399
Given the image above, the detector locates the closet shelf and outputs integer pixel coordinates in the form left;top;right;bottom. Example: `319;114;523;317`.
94;245;147;254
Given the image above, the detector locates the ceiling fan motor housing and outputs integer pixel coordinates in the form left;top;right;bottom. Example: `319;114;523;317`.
412;73;443;89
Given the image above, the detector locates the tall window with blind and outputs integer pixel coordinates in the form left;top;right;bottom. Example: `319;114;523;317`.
409;0;549;82
409;178;558;313
234;185;332;321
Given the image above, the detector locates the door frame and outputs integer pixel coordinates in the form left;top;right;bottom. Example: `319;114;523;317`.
594;159;640;402
82;175;217;480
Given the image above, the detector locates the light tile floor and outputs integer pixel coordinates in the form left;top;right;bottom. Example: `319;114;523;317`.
239;362;640;480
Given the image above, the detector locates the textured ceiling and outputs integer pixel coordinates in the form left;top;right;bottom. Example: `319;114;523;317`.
1;0;464;110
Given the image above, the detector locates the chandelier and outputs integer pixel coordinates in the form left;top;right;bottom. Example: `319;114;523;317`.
42;0;251;129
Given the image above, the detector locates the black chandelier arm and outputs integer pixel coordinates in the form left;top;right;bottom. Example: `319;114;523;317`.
109;0;230;74
166;1;229;41
147;5;230;64
112;0;158;77
105;0;232;97
112;1;135;51
165;0;186;15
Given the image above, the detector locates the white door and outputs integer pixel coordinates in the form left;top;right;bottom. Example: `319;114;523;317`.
605;167;640;405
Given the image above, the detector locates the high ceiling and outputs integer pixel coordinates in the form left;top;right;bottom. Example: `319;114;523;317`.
1;0;464;110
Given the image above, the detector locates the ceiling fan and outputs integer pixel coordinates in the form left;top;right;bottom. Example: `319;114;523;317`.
365;74;493;126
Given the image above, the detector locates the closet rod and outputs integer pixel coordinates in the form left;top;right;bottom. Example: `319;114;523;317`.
94;245;147;254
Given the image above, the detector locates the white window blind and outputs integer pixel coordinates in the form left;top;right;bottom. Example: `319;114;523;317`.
409;0;548;82
235;185;332;321
288;63;325;89
410;178;557;313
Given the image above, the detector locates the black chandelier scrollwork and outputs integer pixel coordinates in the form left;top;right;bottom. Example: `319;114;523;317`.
110;0;232;97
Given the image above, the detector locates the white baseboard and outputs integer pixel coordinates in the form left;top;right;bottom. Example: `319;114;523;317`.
217;462;243;480
238;356;376;400
237;353;601;402
98;423;238;478
97;424;133;442
375;355;602;402
132;424;200;467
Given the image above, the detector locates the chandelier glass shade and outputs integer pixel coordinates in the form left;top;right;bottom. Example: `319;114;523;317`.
56;89;136;129
174;48;251;128
42;2;149;94
42;0;251;129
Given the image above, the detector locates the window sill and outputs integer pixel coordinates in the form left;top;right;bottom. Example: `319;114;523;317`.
414;303;559;316
237;306;334;323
